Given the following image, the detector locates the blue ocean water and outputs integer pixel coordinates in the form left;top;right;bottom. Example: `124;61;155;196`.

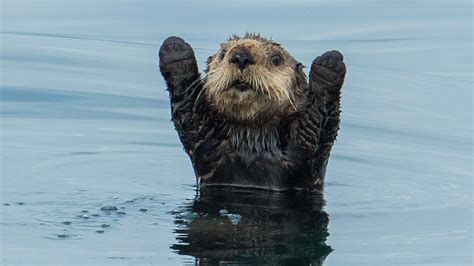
1;0;472;265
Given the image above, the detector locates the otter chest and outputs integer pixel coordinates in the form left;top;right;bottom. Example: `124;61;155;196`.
191;126;292;190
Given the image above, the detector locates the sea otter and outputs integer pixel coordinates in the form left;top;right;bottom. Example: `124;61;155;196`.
159;33;346;191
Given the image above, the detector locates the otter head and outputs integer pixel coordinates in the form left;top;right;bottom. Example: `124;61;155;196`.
204;33;307;124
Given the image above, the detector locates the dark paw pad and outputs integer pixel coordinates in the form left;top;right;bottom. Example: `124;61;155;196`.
311;50;346;85
159;37;196;73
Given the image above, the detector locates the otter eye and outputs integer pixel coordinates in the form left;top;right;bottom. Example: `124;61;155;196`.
220;49;227;60
271;54;282;66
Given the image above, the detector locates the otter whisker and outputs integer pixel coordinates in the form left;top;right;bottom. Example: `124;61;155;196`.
252;73;267;99
185;76;203;92
184;76;206;101
261;74;274;101
192;79;207;112
250;76;261;95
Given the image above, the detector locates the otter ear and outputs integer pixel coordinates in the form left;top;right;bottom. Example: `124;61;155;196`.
295;62;307;86
296;62;305;74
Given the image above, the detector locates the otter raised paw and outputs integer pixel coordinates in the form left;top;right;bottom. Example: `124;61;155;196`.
159;33;346;192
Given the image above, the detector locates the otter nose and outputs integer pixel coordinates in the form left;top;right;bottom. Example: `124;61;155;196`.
230;48;255;71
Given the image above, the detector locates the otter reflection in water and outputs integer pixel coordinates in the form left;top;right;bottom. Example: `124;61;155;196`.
171;188;332;265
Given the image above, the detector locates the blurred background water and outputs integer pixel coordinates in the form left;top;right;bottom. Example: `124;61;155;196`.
0;0;472;265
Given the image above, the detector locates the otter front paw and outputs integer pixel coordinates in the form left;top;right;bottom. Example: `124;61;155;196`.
159;36;200;95
159;37;195;71
310;50;346;92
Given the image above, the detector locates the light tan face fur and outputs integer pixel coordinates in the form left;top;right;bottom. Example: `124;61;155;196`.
204;35;305;124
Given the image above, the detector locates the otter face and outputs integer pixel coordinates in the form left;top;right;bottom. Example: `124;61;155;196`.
204;34;306;123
